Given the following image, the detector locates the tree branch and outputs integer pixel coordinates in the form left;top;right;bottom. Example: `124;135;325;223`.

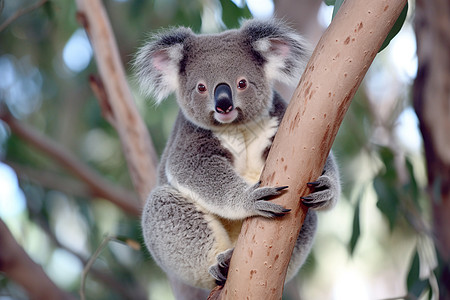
0;110;141;216
0;219;76;300
8;162;95;199
414;0;450;297
0;0;48;32
75;0;158;203
211;0;408;298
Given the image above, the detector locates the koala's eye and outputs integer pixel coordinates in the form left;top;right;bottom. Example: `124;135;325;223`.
237;79;247;90
197;83;207;93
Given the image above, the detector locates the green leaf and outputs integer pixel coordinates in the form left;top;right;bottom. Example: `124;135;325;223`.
220;0;251;29
43;1;54;20
331;0;345;19
406;248;429;298
374;147;400;231
404;157;420;206
324;0;335;6
349;200;361;255
379;2;408;52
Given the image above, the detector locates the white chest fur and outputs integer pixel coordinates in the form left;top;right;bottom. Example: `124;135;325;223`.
213;117;279;184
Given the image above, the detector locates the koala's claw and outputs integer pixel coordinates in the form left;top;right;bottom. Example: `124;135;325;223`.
307;181;320;188
254;200;290;218
209;248;234;286
276;185;289;192
302;199;327;208
300;196;313;201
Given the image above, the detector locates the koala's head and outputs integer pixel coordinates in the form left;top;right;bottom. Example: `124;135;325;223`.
134;19;310;129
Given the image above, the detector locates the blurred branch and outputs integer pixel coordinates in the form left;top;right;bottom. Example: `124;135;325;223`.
0;109;141;216
8;162;92;198
75;0;158;203
0;218;76;300
0;0;48;32
89;75;116;127
415;0;450;261
78;235;143;300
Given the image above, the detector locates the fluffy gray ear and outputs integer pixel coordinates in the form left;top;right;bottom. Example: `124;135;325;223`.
133;27;193;103
241;19;311;85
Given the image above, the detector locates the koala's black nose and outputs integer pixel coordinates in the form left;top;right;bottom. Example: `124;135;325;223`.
214;83;233;114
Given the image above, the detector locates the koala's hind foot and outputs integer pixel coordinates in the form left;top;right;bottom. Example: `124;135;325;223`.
208;248;234;286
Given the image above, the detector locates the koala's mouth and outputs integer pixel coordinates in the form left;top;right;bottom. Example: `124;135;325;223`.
214;109;238;123
211;108;244;125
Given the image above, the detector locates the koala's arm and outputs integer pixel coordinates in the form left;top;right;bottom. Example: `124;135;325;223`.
164;115;289;220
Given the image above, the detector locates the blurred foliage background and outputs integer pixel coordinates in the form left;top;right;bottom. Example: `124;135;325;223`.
0;0;442;299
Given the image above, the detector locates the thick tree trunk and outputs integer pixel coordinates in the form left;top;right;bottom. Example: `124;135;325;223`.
210;0;407;299
413;0;450;299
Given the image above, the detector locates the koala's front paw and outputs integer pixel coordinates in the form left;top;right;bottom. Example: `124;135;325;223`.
246;182;290;218
301;173;339;210
209;248;234;286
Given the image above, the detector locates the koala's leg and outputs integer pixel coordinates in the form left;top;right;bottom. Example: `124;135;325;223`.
285;210;318;282
142;185;232;290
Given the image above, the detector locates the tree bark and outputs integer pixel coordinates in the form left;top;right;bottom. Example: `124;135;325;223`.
413;0;450;299
210;0;407;299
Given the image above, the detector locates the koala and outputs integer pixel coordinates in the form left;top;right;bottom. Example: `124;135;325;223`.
135;19;340;290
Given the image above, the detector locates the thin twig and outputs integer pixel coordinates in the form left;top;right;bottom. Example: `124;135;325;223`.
0;0;48;32
79;236;138;300
31;212;147;300
377;296;413;300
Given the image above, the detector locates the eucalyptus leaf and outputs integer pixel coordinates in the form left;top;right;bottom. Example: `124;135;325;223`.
374;147;400;231
331;0;345;19
349;199;361;255
406;248;429;298
379;2;408;52
43;1;54;20
220;0;251;29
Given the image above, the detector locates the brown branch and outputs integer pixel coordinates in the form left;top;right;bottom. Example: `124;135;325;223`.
0;110;140;216
75;0;158;203
414;0;450;262
8;162;93;198
0;219;76;300
211;0;408;298
414;0;450;296
0;0;48;32
89;75;116;127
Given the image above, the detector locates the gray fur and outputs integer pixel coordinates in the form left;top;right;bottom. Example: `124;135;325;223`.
136;19;340;290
